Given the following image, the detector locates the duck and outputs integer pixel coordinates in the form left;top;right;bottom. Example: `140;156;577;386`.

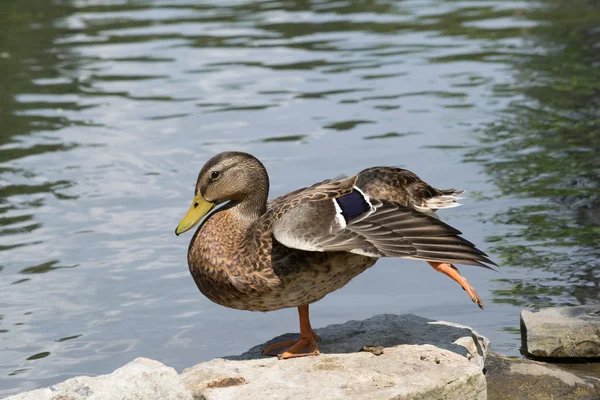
175;151;496;359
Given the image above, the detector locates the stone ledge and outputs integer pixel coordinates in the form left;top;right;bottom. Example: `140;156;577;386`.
184;345;486;400
6;314;488;400
521;305;600;358
229;314;489;369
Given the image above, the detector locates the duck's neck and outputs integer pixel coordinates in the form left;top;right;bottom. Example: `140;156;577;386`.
229;173;269;228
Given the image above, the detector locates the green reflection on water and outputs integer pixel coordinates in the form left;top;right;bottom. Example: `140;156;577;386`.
0;1;80;144
56;334;82;342
324;120;375;131
0;1;81;282
468;0;600;306
20;260;78;275
262;134;308;143
364;132;408;140
26;352;50;361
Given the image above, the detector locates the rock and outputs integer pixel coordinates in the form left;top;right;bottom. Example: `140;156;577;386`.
182;314;489;400
485;352;600;400
521;305;600;358
230;314;490;368
6;357;193;400
183;346;486;400
6;314;489;400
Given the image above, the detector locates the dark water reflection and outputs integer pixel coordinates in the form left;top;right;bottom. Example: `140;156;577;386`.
0;0;598;395
470;0;600;306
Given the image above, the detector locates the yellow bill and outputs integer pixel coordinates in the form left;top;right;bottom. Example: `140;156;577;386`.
175;194;215;235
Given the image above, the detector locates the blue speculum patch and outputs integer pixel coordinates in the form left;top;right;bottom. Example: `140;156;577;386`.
335;190;370;222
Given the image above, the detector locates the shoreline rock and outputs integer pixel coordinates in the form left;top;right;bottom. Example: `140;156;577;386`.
6;310;600;400
227;314;489;367
183;345;486;400
6;314;488;400
7;358;192;400
485;352;600;400
184;314;489;400
521;305;600;358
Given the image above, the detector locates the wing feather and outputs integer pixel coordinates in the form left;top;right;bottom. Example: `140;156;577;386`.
270;181;496;269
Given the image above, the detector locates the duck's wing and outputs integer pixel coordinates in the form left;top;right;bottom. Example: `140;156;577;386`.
271;180;496;269
267;174;357;212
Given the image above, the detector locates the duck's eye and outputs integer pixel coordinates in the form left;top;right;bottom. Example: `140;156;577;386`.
210;170;220;180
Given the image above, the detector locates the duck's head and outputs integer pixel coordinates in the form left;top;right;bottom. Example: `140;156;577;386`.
175;151;269;235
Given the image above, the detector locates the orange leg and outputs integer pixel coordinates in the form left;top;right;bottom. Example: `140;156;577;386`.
427;261;484;309
261;305;321;359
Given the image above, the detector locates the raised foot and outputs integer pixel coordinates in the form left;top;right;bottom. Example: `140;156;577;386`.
460;277;483;309
428;261;484;309
262;332;321;359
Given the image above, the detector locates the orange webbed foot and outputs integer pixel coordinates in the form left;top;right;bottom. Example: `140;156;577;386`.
262;330;321;358
428;261;484;309
262;336;320;359
280;336;320;359
262;305;322;359
262;340;298;356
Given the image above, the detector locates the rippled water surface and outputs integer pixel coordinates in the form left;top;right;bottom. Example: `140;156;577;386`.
1;0;599;395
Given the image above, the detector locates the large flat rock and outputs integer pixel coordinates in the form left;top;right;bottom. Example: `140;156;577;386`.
183;314;489;400
7;314;489;400
183;345;486;400
521;305;600;358
230;314;490;368
6;358;192;400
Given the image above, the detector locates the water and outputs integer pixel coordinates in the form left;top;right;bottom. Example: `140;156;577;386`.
1;0;598;396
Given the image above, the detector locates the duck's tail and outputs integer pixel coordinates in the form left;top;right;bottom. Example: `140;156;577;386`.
415;188;465;213
355;166;465;214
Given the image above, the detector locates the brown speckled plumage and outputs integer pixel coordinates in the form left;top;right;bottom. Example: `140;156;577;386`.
356;167;460;210
180;152;496;314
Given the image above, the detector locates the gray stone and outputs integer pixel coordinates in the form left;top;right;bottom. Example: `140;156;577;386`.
183;346;486;400
521;305;600;358
6;314;489;400
6;357;193;400
485;352;600;400
182;314;489;400
230;314;490;368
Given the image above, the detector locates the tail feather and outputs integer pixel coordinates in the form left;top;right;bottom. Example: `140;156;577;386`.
417;189;465;212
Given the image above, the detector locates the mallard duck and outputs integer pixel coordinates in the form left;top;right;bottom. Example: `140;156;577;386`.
175;151;496;359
